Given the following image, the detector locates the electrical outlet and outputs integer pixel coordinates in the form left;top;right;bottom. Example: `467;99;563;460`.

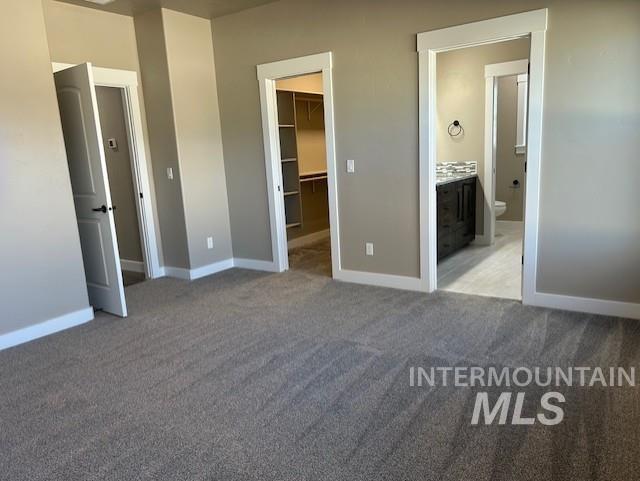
346;159;355;173
207;237;214;249
167;167;174;180
366;242;374;256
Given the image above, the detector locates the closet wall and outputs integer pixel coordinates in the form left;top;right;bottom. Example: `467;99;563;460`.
276;75;329;243
293;95;329;240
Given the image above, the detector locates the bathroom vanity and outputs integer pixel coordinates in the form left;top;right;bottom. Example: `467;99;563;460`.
436;175;477;261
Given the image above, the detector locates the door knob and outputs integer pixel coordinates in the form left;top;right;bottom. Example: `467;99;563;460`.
92;205;107;213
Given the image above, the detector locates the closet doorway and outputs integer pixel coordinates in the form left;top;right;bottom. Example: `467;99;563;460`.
276;75;331;276
257;53;340;279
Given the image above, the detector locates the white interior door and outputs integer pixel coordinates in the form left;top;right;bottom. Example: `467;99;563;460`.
55;63;127;317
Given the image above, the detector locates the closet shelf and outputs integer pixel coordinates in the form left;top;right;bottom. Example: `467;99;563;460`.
299;172;328;182
284;191;299;197
281;158;297;163
278;124;295;128
286;222;301;229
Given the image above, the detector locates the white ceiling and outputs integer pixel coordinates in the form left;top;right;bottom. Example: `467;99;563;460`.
55;0;281;18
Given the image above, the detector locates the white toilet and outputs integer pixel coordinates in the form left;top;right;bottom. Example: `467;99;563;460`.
495;200;507;218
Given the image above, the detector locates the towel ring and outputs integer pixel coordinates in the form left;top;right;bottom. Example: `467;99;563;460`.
448;120;464;137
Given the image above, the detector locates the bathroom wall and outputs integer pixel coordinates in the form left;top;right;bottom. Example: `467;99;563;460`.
436;38;530;234
495;75;525;222
96;86;144;263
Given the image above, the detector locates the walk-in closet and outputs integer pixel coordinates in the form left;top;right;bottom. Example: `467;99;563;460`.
275;73;331;274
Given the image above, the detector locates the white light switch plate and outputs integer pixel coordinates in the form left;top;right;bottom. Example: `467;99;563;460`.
167;167;173;180
207;237;214;249
366;242;374;256
347;159;355;173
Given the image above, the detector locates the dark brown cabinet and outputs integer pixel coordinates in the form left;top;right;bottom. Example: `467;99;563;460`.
437;177;476;262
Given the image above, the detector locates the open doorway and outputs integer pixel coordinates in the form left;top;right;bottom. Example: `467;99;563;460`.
257;52;340;279
417;9;547;305
275;74;331;277
434;40;530;300
95;86;146;287
52;63;160;317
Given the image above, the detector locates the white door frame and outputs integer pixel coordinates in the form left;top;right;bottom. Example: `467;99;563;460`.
417;9;547;305
482;59;529;246
256;52;340;276
52;62;162;280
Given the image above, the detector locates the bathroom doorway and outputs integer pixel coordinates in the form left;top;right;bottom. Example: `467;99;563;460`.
417;9;548;303
433;41;529;300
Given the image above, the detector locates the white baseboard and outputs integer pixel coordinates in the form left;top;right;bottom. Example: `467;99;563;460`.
120;259;145;273
189;259;235;280
531;291;640;320
162;266;191;280
287;229;330;250
233;258;279;272
0;307;94;352
335;268;424;292
496;220;523;227
162;259;234;281
161;257;278;280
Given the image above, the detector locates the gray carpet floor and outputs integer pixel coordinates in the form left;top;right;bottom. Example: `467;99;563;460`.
1;242;640;480
122;270;146;287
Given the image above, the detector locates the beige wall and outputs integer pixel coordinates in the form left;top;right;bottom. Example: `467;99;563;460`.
136;9;233;269
495;76;525;222
43;0;140;71
0;0;89;335
537;0;640;302
42;0;165;265
436;38;530;233
134;9;190;268
213;0;640;303
96;86;144;263
163;9;233;267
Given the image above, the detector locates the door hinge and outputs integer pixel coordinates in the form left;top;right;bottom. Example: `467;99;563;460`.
524;161;527;173
528;62;530;74
139;192;144;199
521;255;524;265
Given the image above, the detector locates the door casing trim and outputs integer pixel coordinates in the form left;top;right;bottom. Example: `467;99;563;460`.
417;9;548;305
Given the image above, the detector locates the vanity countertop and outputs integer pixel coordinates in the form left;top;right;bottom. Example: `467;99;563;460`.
436;173;477;186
